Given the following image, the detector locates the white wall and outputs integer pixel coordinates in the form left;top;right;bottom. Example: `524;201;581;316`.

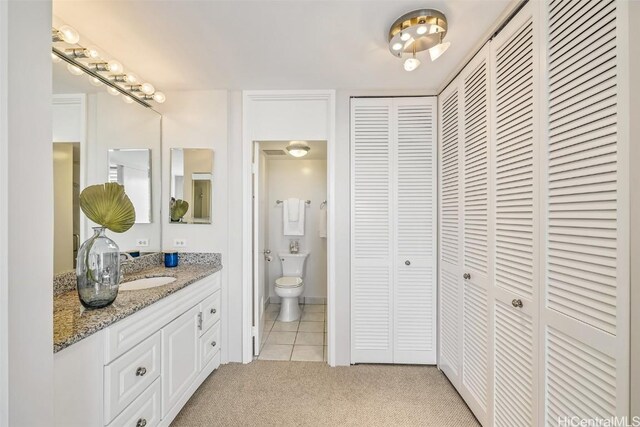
1;0;54;425
266;159;327;301
158;90;231;363
86;93;161;252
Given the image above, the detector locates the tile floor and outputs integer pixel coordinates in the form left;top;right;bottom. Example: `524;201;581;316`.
259;303;327;362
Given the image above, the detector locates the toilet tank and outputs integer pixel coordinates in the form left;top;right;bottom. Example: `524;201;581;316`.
278;252;309;277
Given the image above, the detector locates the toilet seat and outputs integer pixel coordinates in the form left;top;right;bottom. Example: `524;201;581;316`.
275;276;303;288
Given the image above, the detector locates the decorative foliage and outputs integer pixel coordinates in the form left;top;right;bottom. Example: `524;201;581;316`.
170;198;189;222
79;183;135;233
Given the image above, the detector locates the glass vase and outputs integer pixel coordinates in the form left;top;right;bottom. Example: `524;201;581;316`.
76;227;121;309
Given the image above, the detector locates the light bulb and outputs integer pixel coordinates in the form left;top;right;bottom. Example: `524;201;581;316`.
403;56;420;72
107;60;123;74
107;87;120;96
140;83;155;95
67;63;83;76
152;91;166;103
125;73;138;84
89;76;103;87
392;42;403;51
400;32;411;41
85;46;100;60
122;95;134;104
58;25;80;44
429;41;451;61
416;25;427;35
51;52;61;63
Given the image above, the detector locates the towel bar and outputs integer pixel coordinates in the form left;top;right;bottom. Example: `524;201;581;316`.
276;200;311;205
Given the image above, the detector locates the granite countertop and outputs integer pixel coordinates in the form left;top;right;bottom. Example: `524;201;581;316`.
53;256;221;353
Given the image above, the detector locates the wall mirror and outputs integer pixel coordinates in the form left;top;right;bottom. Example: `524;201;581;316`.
52;57;162;274
108;149;152;223
170;148;214;224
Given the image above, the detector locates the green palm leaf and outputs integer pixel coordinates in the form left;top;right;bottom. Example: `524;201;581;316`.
170;199;189;221
80;183;136;233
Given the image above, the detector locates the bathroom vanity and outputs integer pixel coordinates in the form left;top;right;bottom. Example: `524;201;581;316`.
53;257;222;427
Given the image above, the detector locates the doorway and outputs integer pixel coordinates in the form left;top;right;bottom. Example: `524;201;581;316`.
252;141;328;362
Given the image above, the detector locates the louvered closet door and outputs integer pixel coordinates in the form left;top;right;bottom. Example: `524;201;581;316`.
350;98;393;363
393;97;437;364
490;3;539;426
541;0;629;423
460;44;492;426
438;83;463;385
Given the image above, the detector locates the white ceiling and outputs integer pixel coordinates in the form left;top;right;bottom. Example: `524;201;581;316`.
53;0;512;92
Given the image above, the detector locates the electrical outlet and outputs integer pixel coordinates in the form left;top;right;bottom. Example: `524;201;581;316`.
136;238;149;247
173;238;187;247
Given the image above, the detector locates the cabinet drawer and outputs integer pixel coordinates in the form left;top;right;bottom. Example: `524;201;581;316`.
199;290;220;334
107;378;161;427
200;321;220;369
104;332;161;424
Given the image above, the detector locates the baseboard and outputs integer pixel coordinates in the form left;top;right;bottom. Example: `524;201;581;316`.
267;295;326;305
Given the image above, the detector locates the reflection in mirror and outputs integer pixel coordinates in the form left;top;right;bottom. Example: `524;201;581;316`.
170;149;214;224
52;54;162;274
108;149;152;223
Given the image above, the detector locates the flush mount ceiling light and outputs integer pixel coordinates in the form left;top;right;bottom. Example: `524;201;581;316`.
51;24;166;107
388;9;450;71
286;141;310;158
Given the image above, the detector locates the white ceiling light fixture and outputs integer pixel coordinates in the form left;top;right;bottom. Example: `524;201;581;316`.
51;24;165;107
388;9;450;71
286;141;310;158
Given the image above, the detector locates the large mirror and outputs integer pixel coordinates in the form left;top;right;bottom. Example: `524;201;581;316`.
170;149;213;224
52;58;162;274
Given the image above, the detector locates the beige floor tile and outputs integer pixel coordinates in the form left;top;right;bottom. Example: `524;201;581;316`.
303;304;325;313
301;311;324;322
266;331;297;345
291;345;324;362
298;321;324;332
266;304;280;312
295;332;324;346
262;320;275;333
258;344;293;361
272;321;299;332
265;310;279;321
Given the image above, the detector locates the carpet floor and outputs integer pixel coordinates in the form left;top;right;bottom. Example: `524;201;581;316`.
171;361;479;426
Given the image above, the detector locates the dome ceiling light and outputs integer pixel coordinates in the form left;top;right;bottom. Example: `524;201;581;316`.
286;141;310;158
388;9;450;72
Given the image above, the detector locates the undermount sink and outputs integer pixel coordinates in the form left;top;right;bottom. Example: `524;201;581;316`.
119;276;177;291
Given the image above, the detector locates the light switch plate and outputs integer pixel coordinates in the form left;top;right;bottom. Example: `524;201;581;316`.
136;238;149;247
173;238;187;247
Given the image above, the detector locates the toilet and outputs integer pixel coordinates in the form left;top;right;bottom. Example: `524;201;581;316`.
274;252;309;322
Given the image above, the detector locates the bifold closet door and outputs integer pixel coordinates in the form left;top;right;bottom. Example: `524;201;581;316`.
490;3;540;426
351;97;437;365
541;0;630;422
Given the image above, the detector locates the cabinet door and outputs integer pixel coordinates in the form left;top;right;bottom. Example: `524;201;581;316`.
541;0;629;422
162;305;201;416
461;44;492;425
392;97;437;364
490;3;539;426
439;81;464;387
350;98;393;364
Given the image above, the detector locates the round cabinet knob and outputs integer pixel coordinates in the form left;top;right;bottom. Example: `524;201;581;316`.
210;308;217;314
136;367;147;377
463;273;471;280
211;341;217;347
512;299;523;308
136;419;147;427
405;260;411;266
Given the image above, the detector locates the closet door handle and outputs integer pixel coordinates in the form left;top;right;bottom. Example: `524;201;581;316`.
405;260;411;266
512;299;523;308
136;367;147;377
463;273;471;280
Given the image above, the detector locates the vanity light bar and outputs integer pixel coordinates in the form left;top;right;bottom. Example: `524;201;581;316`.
51;25;166;107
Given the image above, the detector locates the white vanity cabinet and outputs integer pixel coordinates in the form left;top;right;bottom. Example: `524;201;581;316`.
54;271;222;427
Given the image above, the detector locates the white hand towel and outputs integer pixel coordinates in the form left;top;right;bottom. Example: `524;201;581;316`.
283;199;305;236
287;198;300;222
318;205;327;238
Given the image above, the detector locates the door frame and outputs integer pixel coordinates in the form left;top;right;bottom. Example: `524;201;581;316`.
242;90;336;365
